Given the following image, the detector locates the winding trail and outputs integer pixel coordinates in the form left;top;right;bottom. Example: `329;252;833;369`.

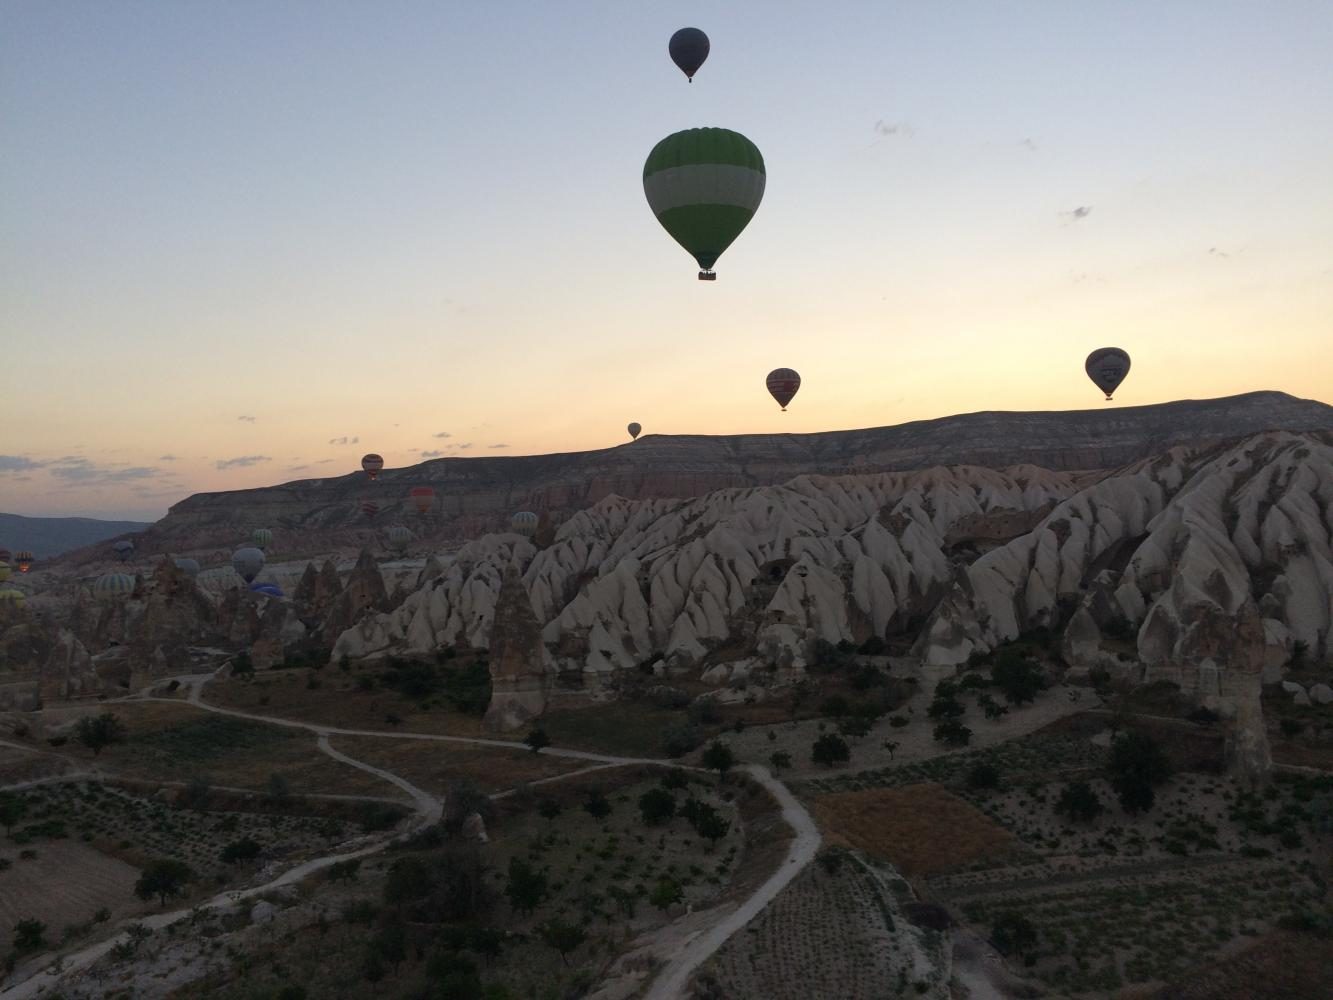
1;670;819;999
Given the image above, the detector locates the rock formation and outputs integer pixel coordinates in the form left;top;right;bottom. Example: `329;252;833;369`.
483;563;547;732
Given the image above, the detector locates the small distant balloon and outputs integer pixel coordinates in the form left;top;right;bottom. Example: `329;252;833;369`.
627;422;642;441
386;525;413;553
360;499;379;518
669;27;710;81
1085;348;1131;400
112;540;135;562
766;368;801;411
93;573;135;602
512;511;538;537
361;454;384;480
249;582;284;599
251;528;272;551
231;547;265;584
409;486;435;515
173;557;200;579
14;551;33;573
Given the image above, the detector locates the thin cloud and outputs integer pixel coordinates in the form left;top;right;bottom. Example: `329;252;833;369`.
432;431;452;439
873;120;915;137
158;454;180;462
328;435;360;445
0;456;43;473
420;450;445;458
487;443;508;449
286;464;310;472
215;455;271;470
456;443;473;450
47;458;159;485
1020;137;1037;152
1061;205;1093;222
315;459;335;464
237;415;256;423
1208;247;1230;259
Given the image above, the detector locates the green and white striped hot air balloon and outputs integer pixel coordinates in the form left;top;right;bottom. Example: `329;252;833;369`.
643;128;765;280
93;573;136;602
252;528;272;551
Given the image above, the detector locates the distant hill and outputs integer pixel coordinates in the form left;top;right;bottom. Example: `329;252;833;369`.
0;513;152;559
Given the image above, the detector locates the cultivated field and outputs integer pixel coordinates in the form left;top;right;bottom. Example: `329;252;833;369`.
328;734;588;796
0;839;139;954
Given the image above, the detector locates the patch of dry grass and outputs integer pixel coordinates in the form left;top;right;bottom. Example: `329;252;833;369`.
813;782;1019;877
329;735;586;796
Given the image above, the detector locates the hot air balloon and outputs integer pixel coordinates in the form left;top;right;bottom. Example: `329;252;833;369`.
644;128;765;280
112;540;134;562
173;557;200;578
252;528;273;551
669;27;710;81
0;549;11;563
93;573;135;602
386;525;413;554
362;454;384;480
231;547;265;584
1085;348;1131;400
249;582;284;599
409;487;435;516
360;499;379;518
0;562;9;584
15;551;33;573
627;422;642;441
0;588;25;608
766;369;801;411
512;511;538;537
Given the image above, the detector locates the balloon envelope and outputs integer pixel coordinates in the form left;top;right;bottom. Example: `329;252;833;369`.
231;547;265;584
627;422;642;440
252;528;272;550
0;563;9;584
0;588;25;607
644;128;765;277
766;368;801;410
361;454;384;480
93;573;135;602
409;487;435;515
14;551;33;573
249;582;284;599
173;558;200;578
112;540;134;561
386;525;413;552
1085;348;1131;400
512;511;538;536
668;27;710;80
360;499;379;518
0;549;10;563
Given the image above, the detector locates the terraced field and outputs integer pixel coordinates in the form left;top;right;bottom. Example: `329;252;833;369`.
0;839;138;952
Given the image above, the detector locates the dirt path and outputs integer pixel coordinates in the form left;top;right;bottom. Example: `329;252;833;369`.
1;671;819;999
643;765;822;1000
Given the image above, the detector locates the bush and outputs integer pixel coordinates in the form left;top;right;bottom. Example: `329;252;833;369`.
442;661;492;715
769;750;792;772
1107;731;1171;814
583;791;612;820
933;719;972;746
662;723;704;758
702;741;736;780
966;763;1000;790
990;912;1038;959
638;788;676;826
811;733;850;768
75;712;127;756
504;858;548;915
524;727;550;753
219;837;262;864
991;650;1046;705
1055;781;1104;823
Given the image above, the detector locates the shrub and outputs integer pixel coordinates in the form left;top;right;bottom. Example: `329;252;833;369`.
638;788;677;826
1108;731;1171;814
990;912;1038;959
702;741;736;781
649;877;683;912
662;723;704;758
1055;781;1104;823
75;712;127;756
933;719;972;746
524;727;550;753
504;858;548;915
769;750;792;772
134;859;192;907
219;837;262;864
966;763;1000;790
991;650;1046;705
583;791;612;820
811;733;850;768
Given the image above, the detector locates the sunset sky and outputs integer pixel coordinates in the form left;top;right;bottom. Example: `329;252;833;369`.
3;1;1331;521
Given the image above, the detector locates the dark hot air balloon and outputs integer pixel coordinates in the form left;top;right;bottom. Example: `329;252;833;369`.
669;27;710;81
1085;348;1131;400
627;422;642;441
361;454;384;480
766;369;801;411
511;511;538;537
112;540;135;562
231;547;265;584
386;525;413;554
14;551;33;573
173;557;200;578
360;499;379;518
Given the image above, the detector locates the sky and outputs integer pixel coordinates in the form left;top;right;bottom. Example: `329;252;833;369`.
2;1;1331;521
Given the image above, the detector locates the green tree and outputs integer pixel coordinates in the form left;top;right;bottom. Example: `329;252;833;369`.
991;650;1047;705
811;733;850;768
75;712;126;756
134;859;192;907
990;912;1038;960
523;726;550;754
219;837;262;864
12;918;46;953
504;857;548;915
769;750;792;772
231;652;255;681
638;787;677;826
933;719;972;747
701;740;736;782
967;762;1000;790
583;791;612;820
384;856;434;906
694;809;730;850
1108;731;1171;814
838;715;872;741
427;950;483;999
649;877;683;912
538;918;587;966
1055;781;1105;823
538;798;562;823
0;793;27;835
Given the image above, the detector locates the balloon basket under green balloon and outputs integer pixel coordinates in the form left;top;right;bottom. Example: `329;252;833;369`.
698;270;716;281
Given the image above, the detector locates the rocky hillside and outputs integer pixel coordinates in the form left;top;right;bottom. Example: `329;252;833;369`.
0;513;150;560
332;430;1332;727
72;391;1333;563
